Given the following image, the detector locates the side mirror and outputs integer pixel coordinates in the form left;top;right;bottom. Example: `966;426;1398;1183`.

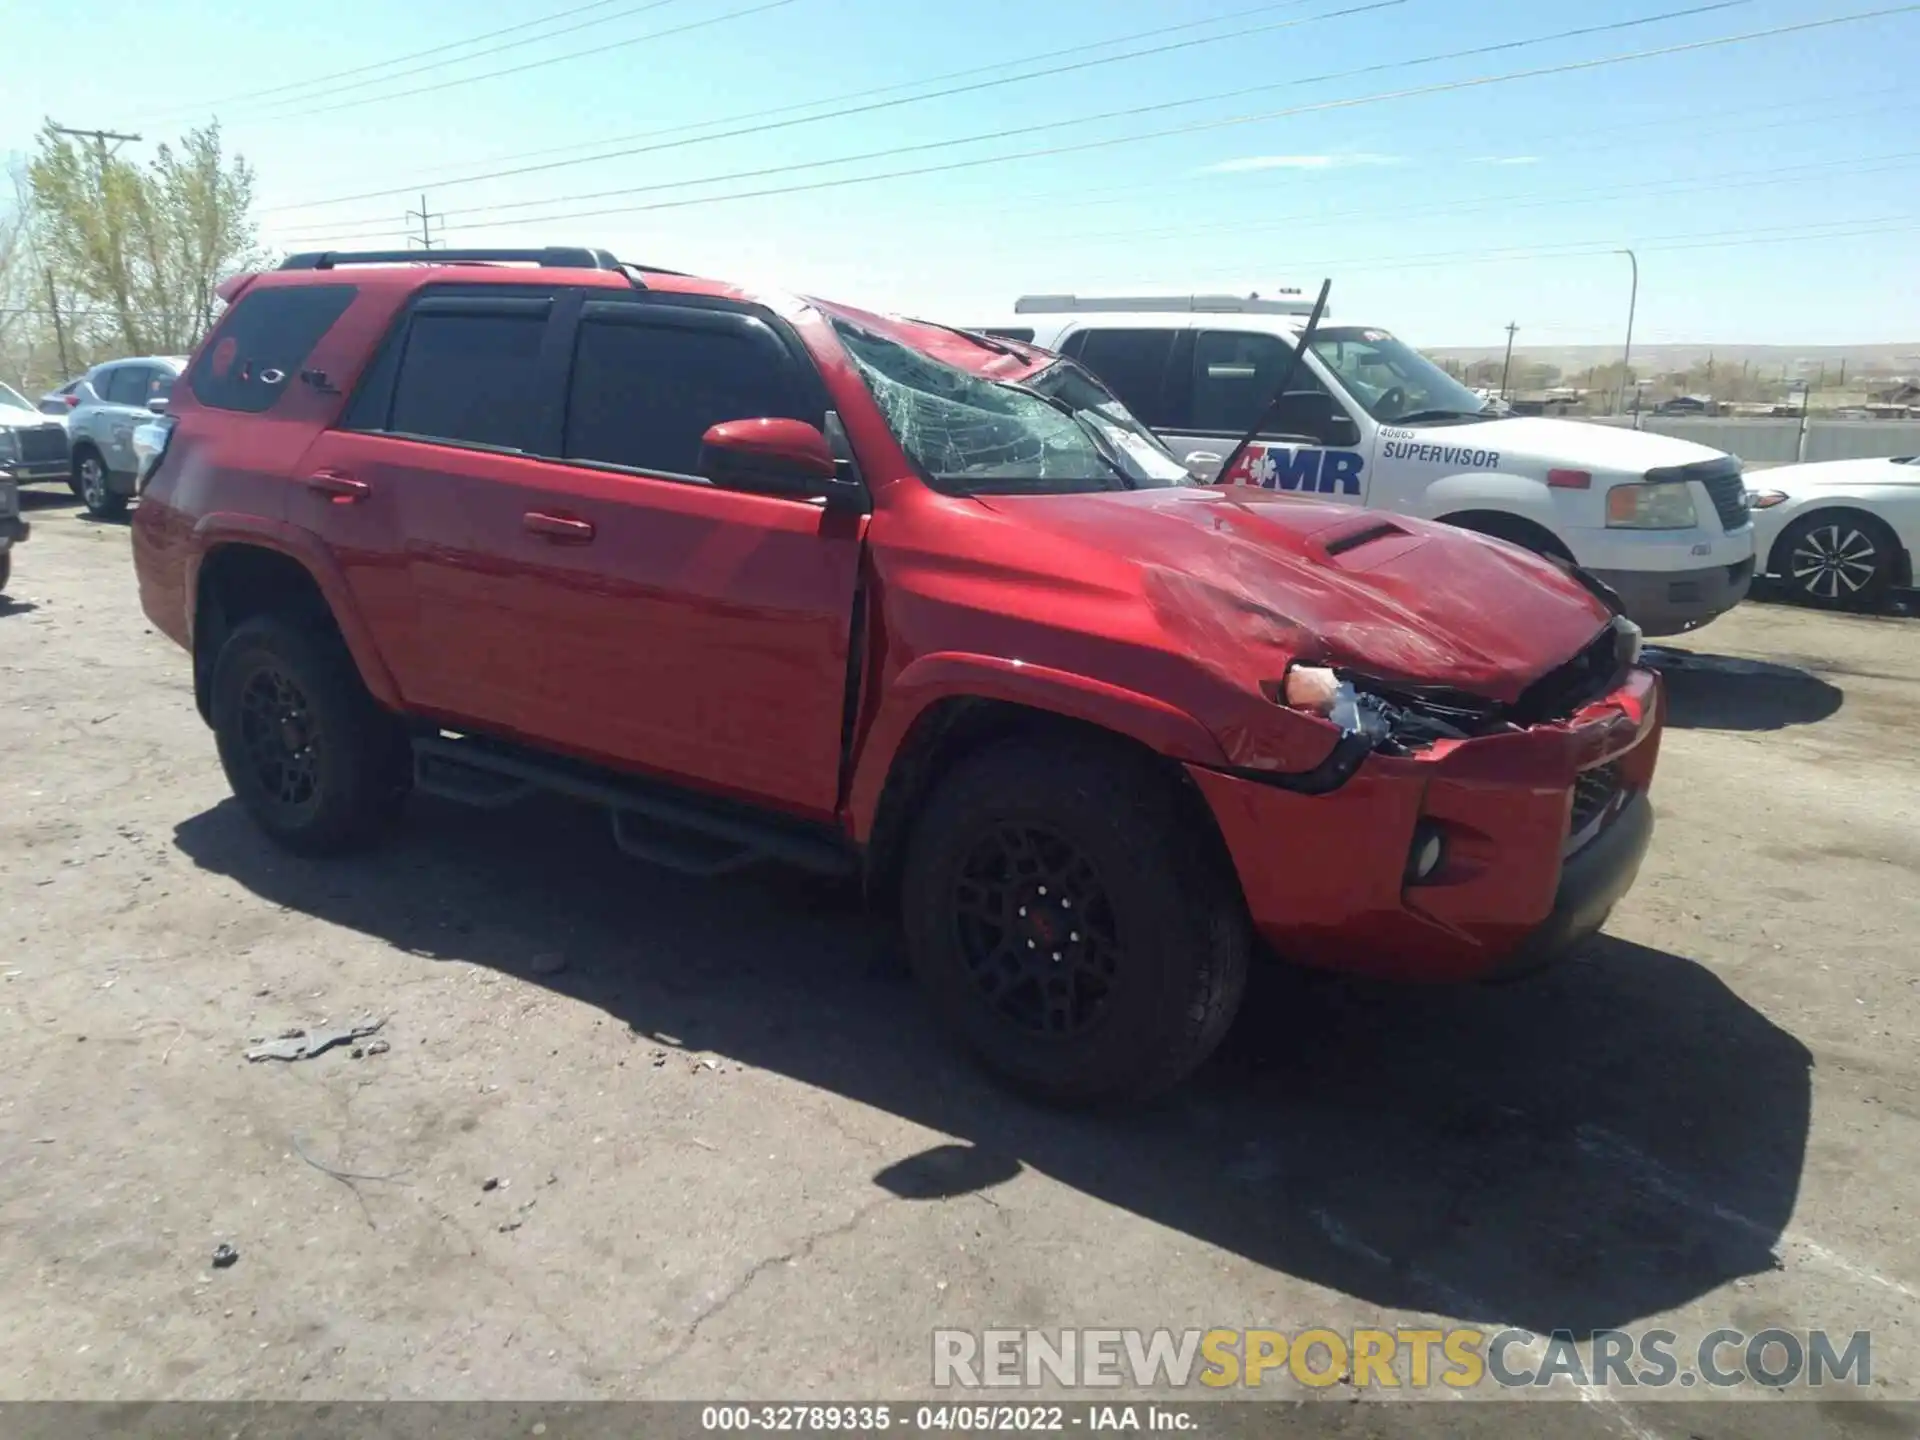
699;418;843;501
146;396;170;415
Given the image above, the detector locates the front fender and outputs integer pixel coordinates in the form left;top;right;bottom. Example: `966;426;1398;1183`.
187;512;403;711
845;651;1229;841
1420;470;1566;530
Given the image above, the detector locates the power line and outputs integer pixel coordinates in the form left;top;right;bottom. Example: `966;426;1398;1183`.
262;0;1361;214
128;0;653;122
1043;149;1920;250
282;4;1920;243
283;0;1332;210
257;0;797;126
279;0;1763;238
758;85;1917;234
238;0;696;119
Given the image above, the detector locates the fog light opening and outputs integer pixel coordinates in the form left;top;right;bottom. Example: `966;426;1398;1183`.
1407;826;1446;885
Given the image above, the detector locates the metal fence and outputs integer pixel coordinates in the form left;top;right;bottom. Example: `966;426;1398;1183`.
1578;416;1920;468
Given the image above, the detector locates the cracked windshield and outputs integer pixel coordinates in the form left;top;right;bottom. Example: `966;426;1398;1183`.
833;320;1192;495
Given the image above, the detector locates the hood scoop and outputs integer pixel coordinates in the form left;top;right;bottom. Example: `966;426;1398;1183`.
1317;516;1427;572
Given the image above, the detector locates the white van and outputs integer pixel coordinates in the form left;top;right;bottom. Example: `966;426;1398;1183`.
976;291;1755;636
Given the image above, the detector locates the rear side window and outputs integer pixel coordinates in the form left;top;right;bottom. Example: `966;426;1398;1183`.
387;311;548;452
1189;329;1330;433
103;367;149;405
564;308;814;477
1063;329;1177;427
191;284;358;413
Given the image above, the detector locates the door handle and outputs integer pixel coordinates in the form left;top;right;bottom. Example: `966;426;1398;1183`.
524;511;595;543
304;470;369;502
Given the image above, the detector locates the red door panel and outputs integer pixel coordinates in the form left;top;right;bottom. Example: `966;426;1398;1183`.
439;459;865;819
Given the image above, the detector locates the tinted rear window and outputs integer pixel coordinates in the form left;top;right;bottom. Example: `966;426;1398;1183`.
388;311;547;452
190;284;358;413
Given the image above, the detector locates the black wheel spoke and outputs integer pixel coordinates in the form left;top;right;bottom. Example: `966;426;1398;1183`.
950;821;1121;1038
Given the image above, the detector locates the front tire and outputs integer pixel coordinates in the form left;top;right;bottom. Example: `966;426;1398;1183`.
210;615;410;855
1775;510;1898;609
74;450;125;519
0;549;10;595
900;736;1250;1105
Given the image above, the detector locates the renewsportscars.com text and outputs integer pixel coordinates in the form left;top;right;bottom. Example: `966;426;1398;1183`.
931;1327;1872;1391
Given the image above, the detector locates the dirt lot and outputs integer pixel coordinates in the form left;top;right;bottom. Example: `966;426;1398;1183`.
2;493;1917;1433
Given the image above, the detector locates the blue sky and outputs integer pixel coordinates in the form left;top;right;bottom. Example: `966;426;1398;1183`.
5;0;1916;347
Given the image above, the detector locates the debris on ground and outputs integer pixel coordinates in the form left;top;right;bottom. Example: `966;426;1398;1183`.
211;1244;239;1269
245;1018;385;1063
482;1176;502;1192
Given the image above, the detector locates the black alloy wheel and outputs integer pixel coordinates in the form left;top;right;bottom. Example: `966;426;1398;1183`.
952;822;1122;1040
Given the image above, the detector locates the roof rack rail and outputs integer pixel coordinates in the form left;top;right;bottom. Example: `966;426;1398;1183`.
278;247;625;272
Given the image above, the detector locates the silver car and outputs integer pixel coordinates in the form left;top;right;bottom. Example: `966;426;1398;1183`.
1;380;73;490
67;355;187;517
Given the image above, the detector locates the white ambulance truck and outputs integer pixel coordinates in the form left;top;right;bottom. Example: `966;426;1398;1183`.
978;291;1755;636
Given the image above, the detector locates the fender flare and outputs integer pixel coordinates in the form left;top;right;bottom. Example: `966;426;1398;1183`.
845;651;1229;842
187;512;404;711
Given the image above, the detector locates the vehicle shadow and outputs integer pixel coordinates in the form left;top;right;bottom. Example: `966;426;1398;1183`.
0;597;40;617
17;487;76;512
1645;645;1843;731
173;793;1812;1338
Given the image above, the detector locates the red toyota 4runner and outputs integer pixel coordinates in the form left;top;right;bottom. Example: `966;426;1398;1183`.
132;248;1662;1103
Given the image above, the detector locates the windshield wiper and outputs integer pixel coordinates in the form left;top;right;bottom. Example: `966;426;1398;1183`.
1392;407;1499;424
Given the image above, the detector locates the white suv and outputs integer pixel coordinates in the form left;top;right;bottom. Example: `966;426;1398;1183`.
976;292;1756;637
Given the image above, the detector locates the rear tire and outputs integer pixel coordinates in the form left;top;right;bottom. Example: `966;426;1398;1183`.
1773;510;1898;609
74;450;125;519
210;614;410;855
0;549;10;594
900;736;1250;1105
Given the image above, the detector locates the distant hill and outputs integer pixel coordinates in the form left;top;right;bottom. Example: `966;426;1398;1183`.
1426;342;1920;380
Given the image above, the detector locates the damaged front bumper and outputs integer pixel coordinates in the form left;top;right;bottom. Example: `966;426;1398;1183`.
1187;665;1663;982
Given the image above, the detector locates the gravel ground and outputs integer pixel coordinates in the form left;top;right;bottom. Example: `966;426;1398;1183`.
2;493;1916;1436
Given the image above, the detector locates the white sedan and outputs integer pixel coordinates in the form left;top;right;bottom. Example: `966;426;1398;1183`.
1747;455;1918;608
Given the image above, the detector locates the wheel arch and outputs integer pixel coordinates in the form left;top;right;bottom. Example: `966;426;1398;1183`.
859;688;1235;916
1434;507;1577;562
189;528;401;722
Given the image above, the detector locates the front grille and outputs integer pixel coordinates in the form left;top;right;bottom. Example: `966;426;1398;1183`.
1510;615;1636;725
1700;469;1750;532
1568;762;1623;847
17;426;68;464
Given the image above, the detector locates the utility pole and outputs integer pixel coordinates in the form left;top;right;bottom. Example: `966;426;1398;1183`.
49;123;141;159
407;194;441;250
1613;248;1638;416
1499;322;1519;401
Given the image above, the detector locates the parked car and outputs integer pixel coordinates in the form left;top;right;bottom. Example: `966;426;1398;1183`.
975;292;1756;637
67;355;187;516
132;247;1662;1103
1747;456;1918;607
1;381;73;491
38;378;85;415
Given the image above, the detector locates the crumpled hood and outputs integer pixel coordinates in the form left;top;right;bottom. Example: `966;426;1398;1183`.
977;486;1614;703
1391;414;1731;473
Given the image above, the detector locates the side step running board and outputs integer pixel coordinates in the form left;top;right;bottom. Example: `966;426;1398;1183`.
412;734;858;880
